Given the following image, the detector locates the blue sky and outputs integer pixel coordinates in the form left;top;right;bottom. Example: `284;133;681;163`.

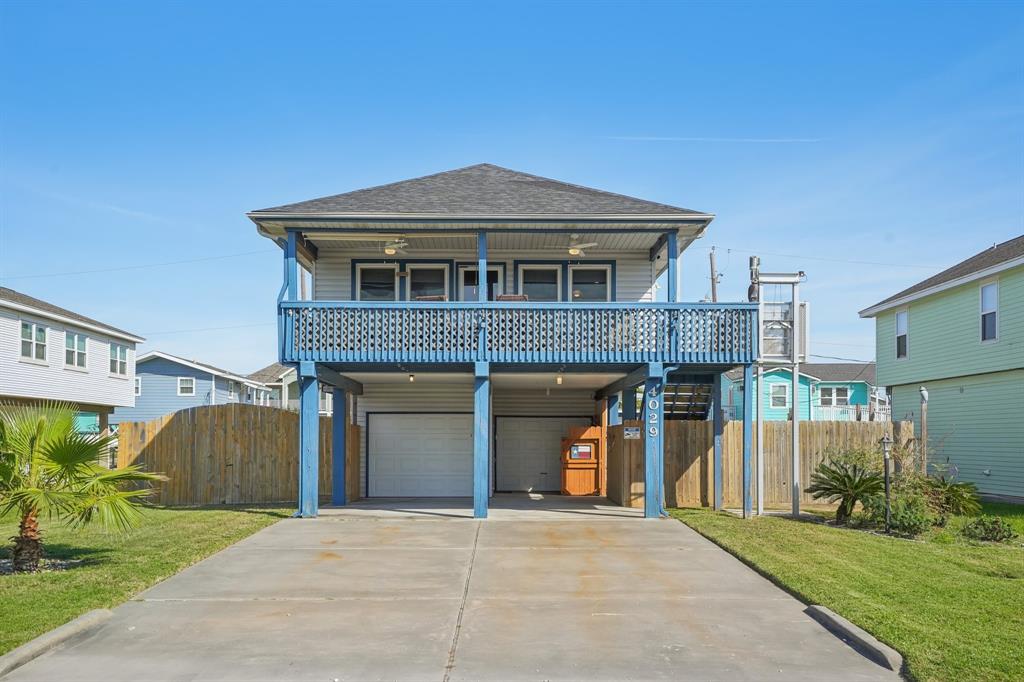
1;1;1021;373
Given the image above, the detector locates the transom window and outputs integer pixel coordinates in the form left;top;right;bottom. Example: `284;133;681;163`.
519;266;561;302
981;282;998;342
356;265;398;301
569;266;611;302
109;344;128;375
895;310;908;359
65;332;87;368
406;265;449;301
820;387;849;406
770;383;789;408
20;321;46;361
177;377;195;396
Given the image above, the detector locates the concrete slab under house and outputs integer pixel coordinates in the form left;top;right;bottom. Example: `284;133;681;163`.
248;164;759;519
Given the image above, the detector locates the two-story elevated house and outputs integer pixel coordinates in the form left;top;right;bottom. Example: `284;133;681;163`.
860;235;1023;500
249;164;758;518
0;287;144;434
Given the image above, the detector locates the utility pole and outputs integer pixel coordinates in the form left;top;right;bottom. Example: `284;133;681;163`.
709;247;719;302
749;257;764;516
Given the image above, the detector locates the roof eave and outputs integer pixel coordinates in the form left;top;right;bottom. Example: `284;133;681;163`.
859;255;1024;318
0;300;144;343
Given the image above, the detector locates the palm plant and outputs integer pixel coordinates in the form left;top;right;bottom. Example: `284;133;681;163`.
806;460;884;525
0;401;165;572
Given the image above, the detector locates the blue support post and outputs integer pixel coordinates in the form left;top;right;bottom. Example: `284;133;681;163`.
666;231;679;303
473;361;490;519
298;367;320;518
607;392;621;426
622;386;637;420
285;232;298;301
742;364;754;518
712;376;724;510
643;364;664;519
331;388;347;506
477;231;488;303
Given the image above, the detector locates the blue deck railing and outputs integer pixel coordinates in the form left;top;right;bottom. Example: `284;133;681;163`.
279;301;759;365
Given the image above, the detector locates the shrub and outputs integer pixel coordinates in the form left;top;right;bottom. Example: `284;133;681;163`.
821;445;883;472
960;516;1018;543
864;491;934;536
806;461;884;525
924;464;981;517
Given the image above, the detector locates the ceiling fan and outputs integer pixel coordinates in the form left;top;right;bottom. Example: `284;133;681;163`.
383;239;409;256
566;234;598;257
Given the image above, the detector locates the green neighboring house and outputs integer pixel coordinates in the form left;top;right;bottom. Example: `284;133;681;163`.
859;235;1023;500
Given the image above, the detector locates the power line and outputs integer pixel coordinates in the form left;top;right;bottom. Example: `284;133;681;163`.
1;249;276;281
695;246;942;270
141;322;275;337
810;353;873;362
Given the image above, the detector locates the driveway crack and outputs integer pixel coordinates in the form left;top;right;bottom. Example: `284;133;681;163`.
442;520;481;682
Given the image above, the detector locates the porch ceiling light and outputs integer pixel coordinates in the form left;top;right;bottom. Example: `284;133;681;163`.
384;246;398;255
556;374;563;385
409;374;416;383
568;247;582;256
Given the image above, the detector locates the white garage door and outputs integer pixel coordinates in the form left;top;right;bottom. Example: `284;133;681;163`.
368;413;473;497
496;416;592;492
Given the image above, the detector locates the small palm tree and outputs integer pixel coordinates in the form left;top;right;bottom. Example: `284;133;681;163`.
806;460;884;525
0;401;165;572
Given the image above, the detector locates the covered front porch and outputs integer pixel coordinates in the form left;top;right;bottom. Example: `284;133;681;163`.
296;362;755;520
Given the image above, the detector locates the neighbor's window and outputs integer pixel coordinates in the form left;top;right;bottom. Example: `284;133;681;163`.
177;377;195;396
357;265;398;301
109;344;128;375
134;377;142;396
981;282;998;342
820;387;849;406
407;265;448;300
20;321;47;361
895;310;908;359
770;383;789;408
228;381;237;399
65;332;87;368
569;266;611;302
520;266;561;301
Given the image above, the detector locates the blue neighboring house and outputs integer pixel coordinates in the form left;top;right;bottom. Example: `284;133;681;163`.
722;362;889;421
110;351;271;426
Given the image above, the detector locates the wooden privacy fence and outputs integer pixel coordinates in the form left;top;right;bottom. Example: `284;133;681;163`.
117;404;360;506
608;419;914;509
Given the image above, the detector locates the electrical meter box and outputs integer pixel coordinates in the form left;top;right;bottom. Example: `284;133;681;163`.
561;436;600;496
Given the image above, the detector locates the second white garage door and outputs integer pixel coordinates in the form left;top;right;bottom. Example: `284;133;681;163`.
496;416;592;492
368;413;473;497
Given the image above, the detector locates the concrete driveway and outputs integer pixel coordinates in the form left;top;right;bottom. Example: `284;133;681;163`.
6;497;896;681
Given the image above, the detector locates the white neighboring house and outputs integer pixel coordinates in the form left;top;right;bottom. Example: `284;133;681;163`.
247;362;333;414
0;286;144;434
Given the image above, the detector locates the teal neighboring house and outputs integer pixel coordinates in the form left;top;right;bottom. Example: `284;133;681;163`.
722;363;885;422
860;235;1023;500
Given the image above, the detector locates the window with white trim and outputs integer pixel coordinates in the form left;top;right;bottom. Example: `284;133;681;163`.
228;381;238;400
569;266;611;302
981;282;998;342
356;264;399;301
519;266;561;302
820;387;849;406
769;383;789;408
134;377;142;396
65;332;87;368
895;310;908;359
109;344;128;375
177;377;195;396
20;321;47;361
406;264;449;301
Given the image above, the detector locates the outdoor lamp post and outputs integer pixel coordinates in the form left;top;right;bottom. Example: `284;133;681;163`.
880;433;893;533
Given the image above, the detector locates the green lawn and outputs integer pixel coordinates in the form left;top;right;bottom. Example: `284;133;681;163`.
0;506;288;655
671;503;1024;682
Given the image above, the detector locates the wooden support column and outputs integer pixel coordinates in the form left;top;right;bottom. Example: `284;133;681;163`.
666;231;679;303
474;361;490;519
742;364;754;518
643;364;664;519
331;388;347;506
713;376;724;510
297;363;320;518
607;392;621;426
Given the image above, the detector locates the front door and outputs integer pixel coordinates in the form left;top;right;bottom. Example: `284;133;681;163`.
459;266;503;301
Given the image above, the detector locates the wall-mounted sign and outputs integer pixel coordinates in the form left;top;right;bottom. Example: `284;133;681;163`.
623;426;641;440
569;444;593;460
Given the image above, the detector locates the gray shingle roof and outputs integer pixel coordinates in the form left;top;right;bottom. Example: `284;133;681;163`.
0;287;142;341
864;234;1024;312
251;164;706;217
139;351;260;384
247;362;291;384
727;363;876;385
